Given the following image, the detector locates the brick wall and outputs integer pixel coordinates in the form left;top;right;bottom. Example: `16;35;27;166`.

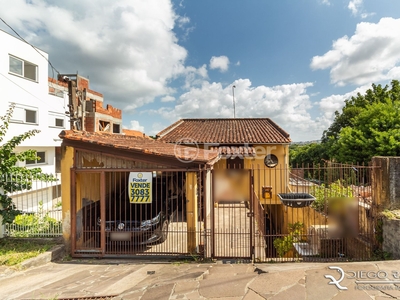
95;101;122;119
84;116;95;132
77;76;89;90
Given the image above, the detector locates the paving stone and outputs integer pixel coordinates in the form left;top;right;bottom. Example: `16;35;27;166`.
305;268;340;300
331;283;372;300
243;289;266;300
204;264;254;279
199;272;257;298
248;269;305;296
4;259;400;300
173;280;199;295
117;289;144;300
271;283;306;300
207;297;242;300
184;290;205;299
140;283;175;300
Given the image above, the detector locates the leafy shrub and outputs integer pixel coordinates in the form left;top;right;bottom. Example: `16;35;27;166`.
273;222;304;258
310;180;353;214
7;202;62;237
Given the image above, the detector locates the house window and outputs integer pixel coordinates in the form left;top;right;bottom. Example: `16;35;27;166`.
55;118;64;127
10;105;39;124
25;109;37;123
9;55;37;81
48;113;65;128
26;151;45;165
113;123;120;133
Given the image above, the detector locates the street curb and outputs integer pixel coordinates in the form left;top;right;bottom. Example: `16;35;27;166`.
20;244;65;269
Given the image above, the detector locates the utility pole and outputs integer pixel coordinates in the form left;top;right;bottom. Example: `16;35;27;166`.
67;79;77;130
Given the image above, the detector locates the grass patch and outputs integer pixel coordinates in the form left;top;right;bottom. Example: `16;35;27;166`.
0;238;56;267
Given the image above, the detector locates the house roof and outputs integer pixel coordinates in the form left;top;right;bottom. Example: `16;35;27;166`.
59;130;219;167
157;118;291;144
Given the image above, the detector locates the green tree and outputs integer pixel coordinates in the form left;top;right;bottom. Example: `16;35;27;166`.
334;99;400;163
322;80;400;144
0;104;56;224
321;80;400;163
289;143;328;167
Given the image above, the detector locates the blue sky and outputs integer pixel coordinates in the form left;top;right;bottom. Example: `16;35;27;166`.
1;0;400;141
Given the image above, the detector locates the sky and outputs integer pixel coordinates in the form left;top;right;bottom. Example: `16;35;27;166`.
1;0;400;142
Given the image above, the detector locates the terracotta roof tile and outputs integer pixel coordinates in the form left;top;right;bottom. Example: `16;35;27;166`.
157;118;291;144
59;130;218;164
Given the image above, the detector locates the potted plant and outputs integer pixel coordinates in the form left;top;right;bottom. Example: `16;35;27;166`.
273;222;304;258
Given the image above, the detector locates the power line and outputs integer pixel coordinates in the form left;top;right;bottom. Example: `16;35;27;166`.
0;72;66;113
0;17;60;77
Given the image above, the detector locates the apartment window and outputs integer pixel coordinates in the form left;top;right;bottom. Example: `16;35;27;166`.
26;151;45;165
55;118;64;127
10;105;38;124
25;109;37;123
9;55;37;81
48;113;65;128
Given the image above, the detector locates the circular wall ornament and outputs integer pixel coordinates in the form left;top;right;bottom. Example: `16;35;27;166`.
264;154;278;168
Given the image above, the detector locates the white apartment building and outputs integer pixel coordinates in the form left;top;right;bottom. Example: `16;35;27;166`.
0;29;66;221
0;29;67;174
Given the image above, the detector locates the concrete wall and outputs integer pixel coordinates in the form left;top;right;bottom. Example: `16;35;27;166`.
383;218;400;259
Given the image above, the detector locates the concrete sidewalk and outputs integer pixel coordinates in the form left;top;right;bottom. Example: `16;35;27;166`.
1;258;400;299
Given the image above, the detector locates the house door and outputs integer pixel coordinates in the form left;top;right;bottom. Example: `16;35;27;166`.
212;169;254;259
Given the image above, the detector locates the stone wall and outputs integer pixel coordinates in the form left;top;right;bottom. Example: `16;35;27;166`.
372;157;400;210
383;218;400;259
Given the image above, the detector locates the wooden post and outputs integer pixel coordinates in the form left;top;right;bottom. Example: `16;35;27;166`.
61;145;74;253
186;172;198;253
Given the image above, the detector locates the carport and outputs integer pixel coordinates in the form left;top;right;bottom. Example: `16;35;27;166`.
59;130;218;257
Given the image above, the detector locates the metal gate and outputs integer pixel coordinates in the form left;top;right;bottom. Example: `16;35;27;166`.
209;163;379;262
72;169;192;257
251;163;379;262
211;169;253;259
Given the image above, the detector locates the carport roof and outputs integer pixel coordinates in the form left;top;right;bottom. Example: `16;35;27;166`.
59;130;219;167
156;118;291;144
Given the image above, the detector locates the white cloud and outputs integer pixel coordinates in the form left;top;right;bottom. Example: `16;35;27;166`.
360;12;376;19
321;0;331;5
128;120;145;132
209;56;230;72
310;18;400;86
0;0;189;112
161;95;176;102
317;85;370;129
348;0;363;16
177;16;190;27
181;64;208;89
148;79;325;141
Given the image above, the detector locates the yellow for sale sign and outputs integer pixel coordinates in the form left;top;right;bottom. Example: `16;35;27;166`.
128;172;152;203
